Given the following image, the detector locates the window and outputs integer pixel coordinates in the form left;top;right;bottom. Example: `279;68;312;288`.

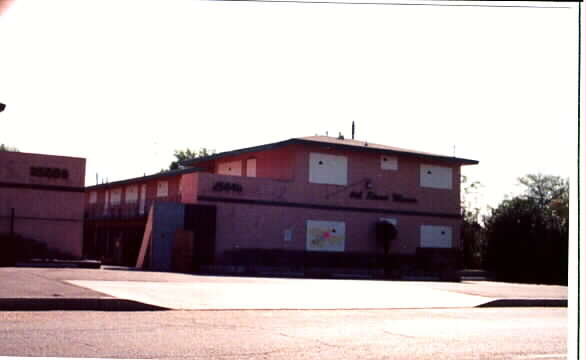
246;158;257;177
420;225;452;248
308;153;348;186
380;155;398;170
89;191;97;204
218;160;242;176
420;164;453;189
139;184;147;215
125;185;138;203
103;190;110;215
110;188;122;205
157;181;168;197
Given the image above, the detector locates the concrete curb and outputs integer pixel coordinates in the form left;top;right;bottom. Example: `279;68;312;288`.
477;299;567;308
14;260;102;269
0;298;167;311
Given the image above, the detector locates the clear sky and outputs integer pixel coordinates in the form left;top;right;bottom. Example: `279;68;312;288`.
0;0;579;215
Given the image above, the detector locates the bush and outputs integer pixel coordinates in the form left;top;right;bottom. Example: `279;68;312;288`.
0;233;73;265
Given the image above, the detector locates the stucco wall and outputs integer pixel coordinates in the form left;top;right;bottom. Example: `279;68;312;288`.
209;202;461;258
0;151;85;258
186;141;467;259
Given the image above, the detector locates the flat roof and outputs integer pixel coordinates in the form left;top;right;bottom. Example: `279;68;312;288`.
180;136;479;166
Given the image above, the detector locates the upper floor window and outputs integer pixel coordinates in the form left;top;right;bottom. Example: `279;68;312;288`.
157;181;168;197
217;160;242;176
309;152;348;186
380;155;398;170
420;164;452;190
110;188;122;205
246;158;257;177
125;185;138;203
89;191;97;204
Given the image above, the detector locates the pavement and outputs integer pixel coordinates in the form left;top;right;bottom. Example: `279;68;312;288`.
0;267;568;311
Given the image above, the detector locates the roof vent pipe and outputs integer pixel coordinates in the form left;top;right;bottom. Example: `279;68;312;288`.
352;121;355;140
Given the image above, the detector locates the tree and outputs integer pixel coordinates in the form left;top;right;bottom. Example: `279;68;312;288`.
460;175;485;269
517;174;568;214
167;148;215;170
0;143;18;152
483;174;568;285
461;175;483;223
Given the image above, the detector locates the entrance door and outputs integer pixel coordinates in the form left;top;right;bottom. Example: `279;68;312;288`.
184;204;217;269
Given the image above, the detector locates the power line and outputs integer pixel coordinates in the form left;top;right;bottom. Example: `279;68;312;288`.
208;0;572;9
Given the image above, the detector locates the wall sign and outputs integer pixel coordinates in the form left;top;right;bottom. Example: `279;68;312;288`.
30;166;69;179
366;191;389;201
350;190;416;203
349;191;388;200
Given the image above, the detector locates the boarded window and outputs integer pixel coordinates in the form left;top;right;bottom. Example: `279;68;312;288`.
308;153;348;186
110;188;122;205
218;160;242;176
420;165;453;190
380;155;398;170
246;158;257;178
125;185;138;203
89;191;97;204
157;181;168;198
306;220;346;252
420;225;452;248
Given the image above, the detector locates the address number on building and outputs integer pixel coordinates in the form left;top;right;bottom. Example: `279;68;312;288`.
212;181;243;192
30;166;69;179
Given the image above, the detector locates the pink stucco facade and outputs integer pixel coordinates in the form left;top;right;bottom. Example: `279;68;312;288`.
0;151;85;258
84;136;477;275
188;143;464;259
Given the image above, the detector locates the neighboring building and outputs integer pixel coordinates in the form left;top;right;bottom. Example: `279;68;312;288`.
84;136;478;279
0;151;86;259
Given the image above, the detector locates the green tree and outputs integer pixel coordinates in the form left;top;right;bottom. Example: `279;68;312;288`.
168;147;215;170
483;174;568;285
460;175;485;269
0;143;19;152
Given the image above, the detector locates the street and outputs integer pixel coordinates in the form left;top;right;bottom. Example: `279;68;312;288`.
0;308;567;360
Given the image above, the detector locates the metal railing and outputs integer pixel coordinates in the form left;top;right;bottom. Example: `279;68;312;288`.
85;195;182;220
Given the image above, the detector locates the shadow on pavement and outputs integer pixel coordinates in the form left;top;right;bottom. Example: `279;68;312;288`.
0;298;168;311
477;299;567;308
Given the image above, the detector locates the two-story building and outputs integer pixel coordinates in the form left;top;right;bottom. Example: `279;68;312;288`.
84;136;478;279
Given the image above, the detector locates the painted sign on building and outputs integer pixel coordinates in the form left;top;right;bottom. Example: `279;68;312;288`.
306;220;345;252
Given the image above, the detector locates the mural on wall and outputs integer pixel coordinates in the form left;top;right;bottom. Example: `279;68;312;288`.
306;220;345;252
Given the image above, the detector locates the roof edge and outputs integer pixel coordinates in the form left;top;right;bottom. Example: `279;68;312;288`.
86;166;205;190
181;137;478;166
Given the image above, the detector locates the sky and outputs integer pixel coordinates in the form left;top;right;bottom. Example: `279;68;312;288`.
0;0;579;215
